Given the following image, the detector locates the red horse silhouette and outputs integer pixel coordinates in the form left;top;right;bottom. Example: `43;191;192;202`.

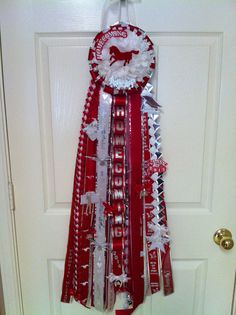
109;46;139;66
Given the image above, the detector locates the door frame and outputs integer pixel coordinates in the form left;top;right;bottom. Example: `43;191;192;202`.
0;33;24;315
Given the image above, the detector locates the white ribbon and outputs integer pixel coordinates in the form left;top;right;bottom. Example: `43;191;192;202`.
146;224;169;252
81;191;100;205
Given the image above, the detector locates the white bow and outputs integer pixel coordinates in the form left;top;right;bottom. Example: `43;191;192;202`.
83;119;98;141
108;273;129;284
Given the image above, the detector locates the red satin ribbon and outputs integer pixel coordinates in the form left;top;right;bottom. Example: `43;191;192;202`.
160;198;174;295
61;81;100;304
143;113;161;293
110;95;126;281
116;310;133;315
126;92;144;311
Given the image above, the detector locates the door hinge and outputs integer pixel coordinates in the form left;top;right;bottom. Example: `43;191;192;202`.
8;181;15;211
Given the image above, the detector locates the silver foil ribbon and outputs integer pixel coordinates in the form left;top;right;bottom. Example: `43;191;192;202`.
93;91;112;310
142;84;170;253
148;113;170;252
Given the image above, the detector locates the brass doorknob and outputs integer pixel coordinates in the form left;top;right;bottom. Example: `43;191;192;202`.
213;228;234;250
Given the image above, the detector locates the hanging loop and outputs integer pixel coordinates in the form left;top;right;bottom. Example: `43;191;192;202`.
101;0;132;30
118;0;130;24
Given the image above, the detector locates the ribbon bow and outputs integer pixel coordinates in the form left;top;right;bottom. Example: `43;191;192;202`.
83;119;98;141
86;155;111;166
103;202;122;217
108;273;129;286
91;239;110;251
81;191;100;215
146;225;170;252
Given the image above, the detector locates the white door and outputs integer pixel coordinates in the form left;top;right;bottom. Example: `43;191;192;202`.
1;0;236;314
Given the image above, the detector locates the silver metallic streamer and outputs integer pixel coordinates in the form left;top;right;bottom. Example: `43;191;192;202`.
93;91;112;310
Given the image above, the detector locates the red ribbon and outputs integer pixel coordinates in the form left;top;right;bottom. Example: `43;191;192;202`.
116;310;133;315
143;113;161;293
127;93;144;311
160;198;174;295
61;81;100;304
110;95;126;281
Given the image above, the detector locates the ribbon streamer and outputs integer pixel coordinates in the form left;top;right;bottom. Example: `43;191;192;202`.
93;91;112;310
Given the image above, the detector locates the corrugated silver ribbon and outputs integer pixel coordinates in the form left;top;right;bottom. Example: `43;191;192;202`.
141;84;170;253
93;91;112;310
